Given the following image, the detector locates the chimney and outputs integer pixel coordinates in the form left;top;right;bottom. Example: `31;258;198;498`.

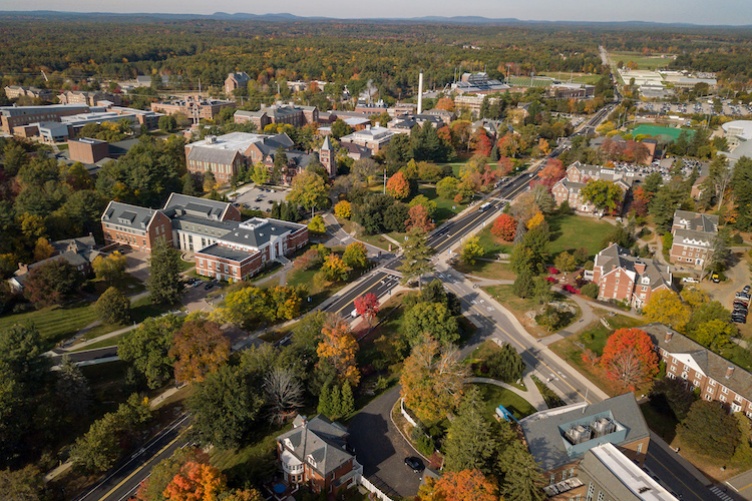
417;72;425;115
664;330;673;343
726;366;735;379
634;261;646;275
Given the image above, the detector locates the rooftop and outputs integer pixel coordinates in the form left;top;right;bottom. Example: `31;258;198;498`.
195;243;255;262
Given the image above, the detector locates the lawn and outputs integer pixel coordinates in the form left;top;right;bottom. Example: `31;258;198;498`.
454;260;516;281
337;218;393;251
483;285;580;338
475;225;512;258
0;302;99;346
472;383;536;421
418;186;467;226
538;72;603;84
610;51;675;70
631;124;696;142
548;213;614;258
465;340;526;388
577;311;646;356
211;423;288;488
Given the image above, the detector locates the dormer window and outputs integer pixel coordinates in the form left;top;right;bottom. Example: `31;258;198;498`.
306;454;317;467
283;438;293;450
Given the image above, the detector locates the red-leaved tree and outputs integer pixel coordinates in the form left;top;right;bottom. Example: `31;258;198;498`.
163;461;226;501
354;292;380;325
405;204;435;233
386;171;410;200
600;328;659;390
536;158;566;189
491;213;517;242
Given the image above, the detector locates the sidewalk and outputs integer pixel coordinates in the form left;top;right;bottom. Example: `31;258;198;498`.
467;375;548;411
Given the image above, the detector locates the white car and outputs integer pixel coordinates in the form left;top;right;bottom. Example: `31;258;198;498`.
681;277;699;284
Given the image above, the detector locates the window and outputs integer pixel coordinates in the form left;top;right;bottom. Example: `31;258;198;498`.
637;443;643;453
597;492;605;501
710;380;716;387
723;387;729;394
706;395;712;401
721;396;727;402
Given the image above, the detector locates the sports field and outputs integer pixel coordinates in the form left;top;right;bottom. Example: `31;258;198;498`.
610;51;675;70
632;124;695;141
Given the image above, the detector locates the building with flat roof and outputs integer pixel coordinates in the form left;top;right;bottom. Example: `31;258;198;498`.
0;104;90;134
68;137;110;164
58;90;121;107
339;125;394;153
451;72;510;95
234;102;319;129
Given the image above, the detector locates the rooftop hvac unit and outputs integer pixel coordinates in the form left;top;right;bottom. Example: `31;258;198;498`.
592;418;616;438
565;425;593;445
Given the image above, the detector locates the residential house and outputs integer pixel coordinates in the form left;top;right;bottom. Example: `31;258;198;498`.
276;415;362;495
520;394;651;494
10;235;99;292
551;162;632;214
669;210;719;271
644;323;752;416
224;72;250;96
589;243;673;309
339;125;394;153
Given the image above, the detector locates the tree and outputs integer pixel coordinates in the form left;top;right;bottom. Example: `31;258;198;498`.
498;440;547;501
148;238;182;305
352;158;380;186
95;286;131;325
400;337;468;424
405;204;435;233
23;259;83;307
163;461;227;501
443;387;498;474
693;319;735;351
710;226;732;272
32;237;54;262
678;400;740;460
649;377;696;422
317;381;354;421
55;355;92;419
169;320;230;384
221;489;264;501
92;251;127;284
120;315;183;389
188;364;264;448
536;158;565;189
732;157;752;231
436;176;460;200
321;253;351;282
484;343;525;383
400;228;433;289
334;200;352;220
250;163;269;186
386;171;410;200
580;179;623;213
135;447;209;501
491;214;516;241
354;293;380;325
553;251;577;272
317;317;360;386
342;241;368;270
0;465;44;501
288;170;328;218
643;290;690;332
526;211;545;230
600;328;659;390
409;194;438;218
158;114;177;133
330;119;353;140
513;267;535;299
460;236;484;265
307;215;326;234
264;368;304;425
419;469;498;501
402;302;459;348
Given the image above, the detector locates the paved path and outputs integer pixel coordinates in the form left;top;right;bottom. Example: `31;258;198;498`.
467;375;547;411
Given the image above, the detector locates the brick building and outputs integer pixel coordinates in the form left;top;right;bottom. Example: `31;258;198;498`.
276;415;362;495
645;323;752;416
0;104;89;134
339;125;394;153
224;72;250;96
4;85;53;101
101;202;174;253
520;394;650;497
589;243;673;309
233;102;318;130
58;90;121;106
68;137;110;164
551;162;632;215
150;96;235;122
669;210;718;271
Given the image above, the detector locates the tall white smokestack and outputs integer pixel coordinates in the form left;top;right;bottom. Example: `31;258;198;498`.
417;72;424;115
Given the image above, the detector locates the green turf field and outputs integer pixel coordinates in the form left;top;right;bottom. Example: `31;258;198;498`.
610;52;675;70
631;124;695;141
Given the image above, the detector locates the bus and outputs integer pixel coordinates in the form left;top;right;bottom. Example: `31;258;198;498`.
479;202;492;212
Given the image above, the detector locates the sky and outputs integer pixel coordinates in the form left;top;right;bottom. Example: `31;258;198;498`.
1;0;752;25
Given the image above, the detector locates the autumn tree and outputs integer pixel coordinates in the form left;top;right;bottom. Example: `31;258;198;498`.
23;259;83;307
436;176;460;200
418;469;498;501
435;97;455;111
169;320;230;384
600;328;659;390
0;465;44;501
92;251;127;284
643;290;690;332
405;204;435;233
342;241;368;270
400;336;468;424
307;215;326;234
321;253;351;282
553;251;577;272
460;236;484;265
287;170;328;218
135;447;209;501
526;211;545;230
95;286;131;325
148;238;182;305
334;200;352;220
120;315;183;389
317;317;360;386
354;293;380;325
386;171;410;200
580;179;623;213
470;129;493;157
491;213;517;242
163;461;226;501
32;237;54;262
536;158;565;189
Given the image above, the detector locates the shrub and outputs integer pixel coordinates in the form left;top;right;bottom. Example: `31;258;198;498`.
581;282;599;299
411;428;435;457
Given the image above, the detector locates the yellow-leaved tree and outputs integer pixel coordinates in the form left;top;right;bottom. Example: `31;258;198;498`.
317;317;360;386
643;289;690;332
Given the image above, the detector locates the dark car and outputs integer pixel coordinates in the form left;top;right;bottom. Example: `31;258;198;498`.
204;281;215;291
744;285;751;294
404;456;425;473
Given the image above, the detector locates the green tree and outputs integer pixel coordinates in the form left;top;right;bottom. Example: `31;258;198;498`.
402;302;459;348
119;315;183;389
553;251;577;272
710;226;732;272
513;267;535;299
678;400;740;460
732;157;752;231
92;251;127;284
307;215;326;234
580;179;623;213
0;465;44;501
461;236;484;265
287;170;328;218
342;241;368;269
250;163;269;186
95;286;131;325
55;355;92;419
158;114;177;132
436;176;460;200
400;228;433;289
497;440;547;501
148;238;182;305
649;377;696;422
484;343;525;383
443;387;498;474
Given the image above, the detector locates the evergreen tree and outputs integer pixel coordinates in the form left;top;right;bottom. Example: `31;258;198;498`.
443;387;498;474
95;286;131;325
340;381;355;418
498;441;547;501
148;238;182;305
56;354;92;419
399;228;433;289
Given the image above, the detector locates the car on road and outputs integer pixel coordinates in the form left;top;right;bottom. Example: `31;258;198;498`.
404;456;425;473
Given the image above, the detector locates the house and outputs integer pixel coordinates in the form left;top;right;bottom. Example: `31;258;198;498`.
276;415;362;495
10;235;99;292
644;323;752;416
543;442;676;500
520;394;650;492
224;72;250;96
669;210;718;271
551;162;632;214
589;243;673;309
339;125;394;153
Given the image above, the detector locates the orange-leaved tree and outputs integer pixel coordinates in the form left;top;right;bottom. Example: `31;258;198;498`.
386;171;410;200
418;469;498;501
354;292;379;325
536;158;565;189
163;461;226;501
491;213;517;242
169;320;230;384
600;328;659;390
405;204;435;233
321;253;351;282
317;317;360;386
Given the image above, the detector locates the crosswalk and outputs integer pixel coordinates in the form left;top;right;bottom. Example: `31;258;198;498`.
710;486;735;501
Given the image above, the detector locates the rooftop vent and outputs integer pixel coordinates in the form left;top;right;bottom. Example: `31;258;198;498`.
564;425;592;445
592;418;616;438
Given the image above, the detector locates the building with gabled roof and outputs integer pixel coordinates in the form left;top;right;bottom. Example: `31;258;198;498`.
276;415;362;495
589;243;673;309
224;72;250;96
644;323;752;416
669;210;718;271
552;161;633;215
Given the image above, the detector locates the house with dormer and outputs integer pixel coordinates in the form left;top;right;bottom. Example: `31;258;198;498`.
551;162;632;215
644;323;752;417
589;243;673;309
100;201;173;253
276;415;362;495
669;210;719;271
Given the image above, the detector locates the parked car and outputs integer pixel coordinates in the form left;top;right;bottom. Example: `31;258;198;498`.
744;285;751;294
681;277;699;284
712;273;721;283
204;281;215;291
733;316;747;324
404;457;425;473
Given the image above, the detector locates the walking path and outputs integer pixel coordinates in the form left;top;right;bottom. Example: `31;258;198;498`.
467;375;548;411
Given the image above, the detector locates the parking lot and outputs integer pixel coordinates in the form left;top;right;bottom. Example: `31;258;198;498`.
637;100;752;118
232;184;288;212
699;251;751;330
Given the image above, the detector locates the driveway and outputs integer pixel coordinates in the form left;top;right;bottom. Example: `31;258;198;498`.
348;386;423;499
701;251;749;312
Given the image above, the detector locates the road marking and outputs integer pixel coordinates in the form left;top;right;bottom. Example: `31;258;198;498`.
647;449;708;501
333;276;388;315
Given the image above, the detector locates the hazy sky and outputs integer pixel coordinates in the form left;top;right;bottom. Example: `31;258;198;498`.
2;0;752;25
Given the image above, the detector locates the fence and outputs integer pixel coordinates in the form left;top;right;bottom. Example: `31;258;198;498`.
400;398;418;427
359;475;396;501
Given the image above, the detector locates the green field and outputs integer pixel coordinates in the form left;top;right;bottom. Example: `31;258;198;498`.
548;214;614;258
507;76;553;88
0;302;99;346
632;124;696;142
611;51;675;70
538;72;603;84
472;383;536;421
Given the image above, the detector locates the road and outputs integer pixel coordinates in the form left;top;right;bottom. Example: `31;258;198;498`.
74;414;192;501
